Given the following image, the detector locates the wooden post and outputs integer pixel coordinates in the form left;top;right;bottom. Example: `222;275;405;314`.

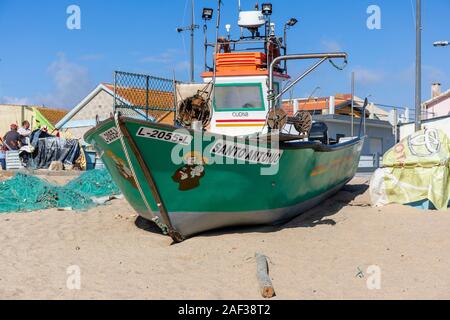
255;253;276;299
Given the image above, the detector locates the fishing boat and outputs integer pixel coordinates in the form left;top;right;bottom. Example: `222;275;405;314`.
85;2;364;242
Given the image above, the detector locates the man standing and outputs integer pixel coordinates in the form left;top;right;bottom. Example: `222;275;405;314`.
18;121;32;145
3;124;22;151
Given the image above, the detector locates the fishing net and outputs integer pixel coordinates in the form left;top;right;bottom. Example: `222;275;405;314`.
65;169;121;198
0;170;121;214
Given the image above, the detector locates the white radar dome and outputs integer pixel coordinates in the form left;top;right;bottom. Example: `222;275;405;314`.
238;11;266;29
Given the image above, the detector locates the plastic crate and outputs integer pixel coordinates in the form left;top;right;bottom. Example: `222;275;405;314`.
6;151;24;170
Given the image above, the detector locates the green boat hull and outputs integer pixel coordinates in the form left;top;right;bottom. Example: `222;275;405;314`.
85;117;364;239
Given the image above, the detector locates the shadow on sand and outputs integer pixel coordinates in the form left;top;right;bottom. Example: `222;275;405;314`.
281;183;369;229
134;183;370;239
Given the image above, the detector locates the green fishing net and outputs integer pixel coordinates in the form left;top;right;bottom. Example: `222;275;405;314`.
0;170;121;214
66;169;121;198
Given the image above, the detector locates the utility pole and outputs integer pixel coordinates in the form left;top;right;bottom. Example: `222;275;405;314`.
351;71;355;137
177;0;199;83
415;0;422;132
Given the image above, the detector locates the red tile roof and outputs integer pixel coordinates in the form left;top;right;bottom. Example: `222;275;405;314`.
35;107;68;126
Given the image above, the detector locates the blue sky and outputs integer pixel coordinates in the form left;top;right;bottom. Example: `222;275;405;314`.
0;0;448;110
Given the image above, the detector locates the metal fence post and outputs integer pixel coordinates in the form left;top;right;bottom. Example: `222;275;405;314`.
146;76;150;121
173;75;178;126
113;71;117;112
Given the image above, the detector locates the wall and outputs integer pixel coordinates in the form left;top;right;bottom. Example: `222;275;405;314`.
71;89;114;122
64;126;93;143
426;97;450;119
400;116;450;140
0;105;35;136
60;89;115;141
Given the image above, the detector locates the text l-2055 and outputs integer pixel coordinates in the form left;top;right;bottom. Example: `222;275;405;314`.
137;127;192;146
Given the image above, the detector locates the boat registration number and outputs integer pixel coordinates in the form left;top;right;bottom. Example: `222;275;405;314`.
100;128;120;144
136;127;192;146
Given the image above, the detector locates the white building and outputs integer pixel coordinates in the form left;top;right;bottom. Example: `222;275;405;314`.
399;84;450;140
423;83;450;120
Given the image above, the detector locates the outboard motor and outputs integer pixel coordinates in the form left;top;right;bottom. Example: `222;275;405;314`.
309;122;329;145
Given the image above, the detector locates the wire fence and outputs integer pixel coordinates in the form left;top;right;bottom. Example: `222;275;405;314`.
113;71;181;122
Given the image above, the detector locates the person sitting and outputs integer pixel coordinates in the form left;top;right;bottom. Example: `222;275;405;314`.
18;120;32;145
3;124;22;151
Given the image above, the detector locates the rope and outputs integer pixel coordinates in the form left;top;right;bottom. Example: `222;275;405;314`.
329;58;348;71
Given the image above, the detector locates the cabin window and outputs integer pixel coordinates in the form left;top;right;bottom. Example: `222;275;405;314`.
214;84;265;111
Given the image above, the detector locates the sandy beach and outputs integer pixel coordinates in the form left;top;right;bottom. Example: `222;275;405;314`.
1;174;450;300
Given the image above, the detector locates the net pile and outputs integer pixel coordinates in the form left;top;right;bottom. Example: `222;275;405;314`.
65;169;121;198
0;170;121;214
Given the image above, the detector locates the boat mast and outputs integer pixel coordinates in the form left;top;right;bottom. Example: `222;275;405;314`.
212;0;222;85
190;0;195;83
177;0;199;83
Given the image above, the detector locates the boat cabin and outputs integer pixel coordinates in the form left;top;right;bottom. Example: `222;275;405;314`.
202;52;290;136
194;4;297;137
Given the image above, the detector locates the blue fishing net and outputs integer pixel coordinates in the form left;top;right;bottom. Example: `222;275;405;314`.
0;170;121;214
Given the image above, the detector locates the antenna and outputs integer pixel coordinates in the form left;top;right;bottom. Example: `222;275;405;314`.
238;0;241;12
176;0;199;83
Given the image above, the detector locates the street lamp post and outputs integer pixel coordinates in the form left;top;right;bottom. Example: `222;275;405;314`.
415;0;422;132
283;18;298;72
351;71;355;137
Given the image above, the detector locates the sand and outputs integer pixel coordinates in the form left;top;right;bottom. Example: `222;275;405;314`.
1;175;450;300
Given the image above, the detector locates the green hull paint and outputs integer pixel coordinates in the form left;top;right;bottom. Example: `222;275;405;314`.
85;117;363;237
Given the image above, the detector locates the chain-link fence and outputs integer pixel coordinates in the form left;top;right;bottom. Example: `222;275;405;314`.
113;71;181;123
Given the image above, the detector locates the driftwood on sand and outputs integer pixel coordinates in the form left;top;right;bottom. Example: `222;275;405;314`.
255;253;276;299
